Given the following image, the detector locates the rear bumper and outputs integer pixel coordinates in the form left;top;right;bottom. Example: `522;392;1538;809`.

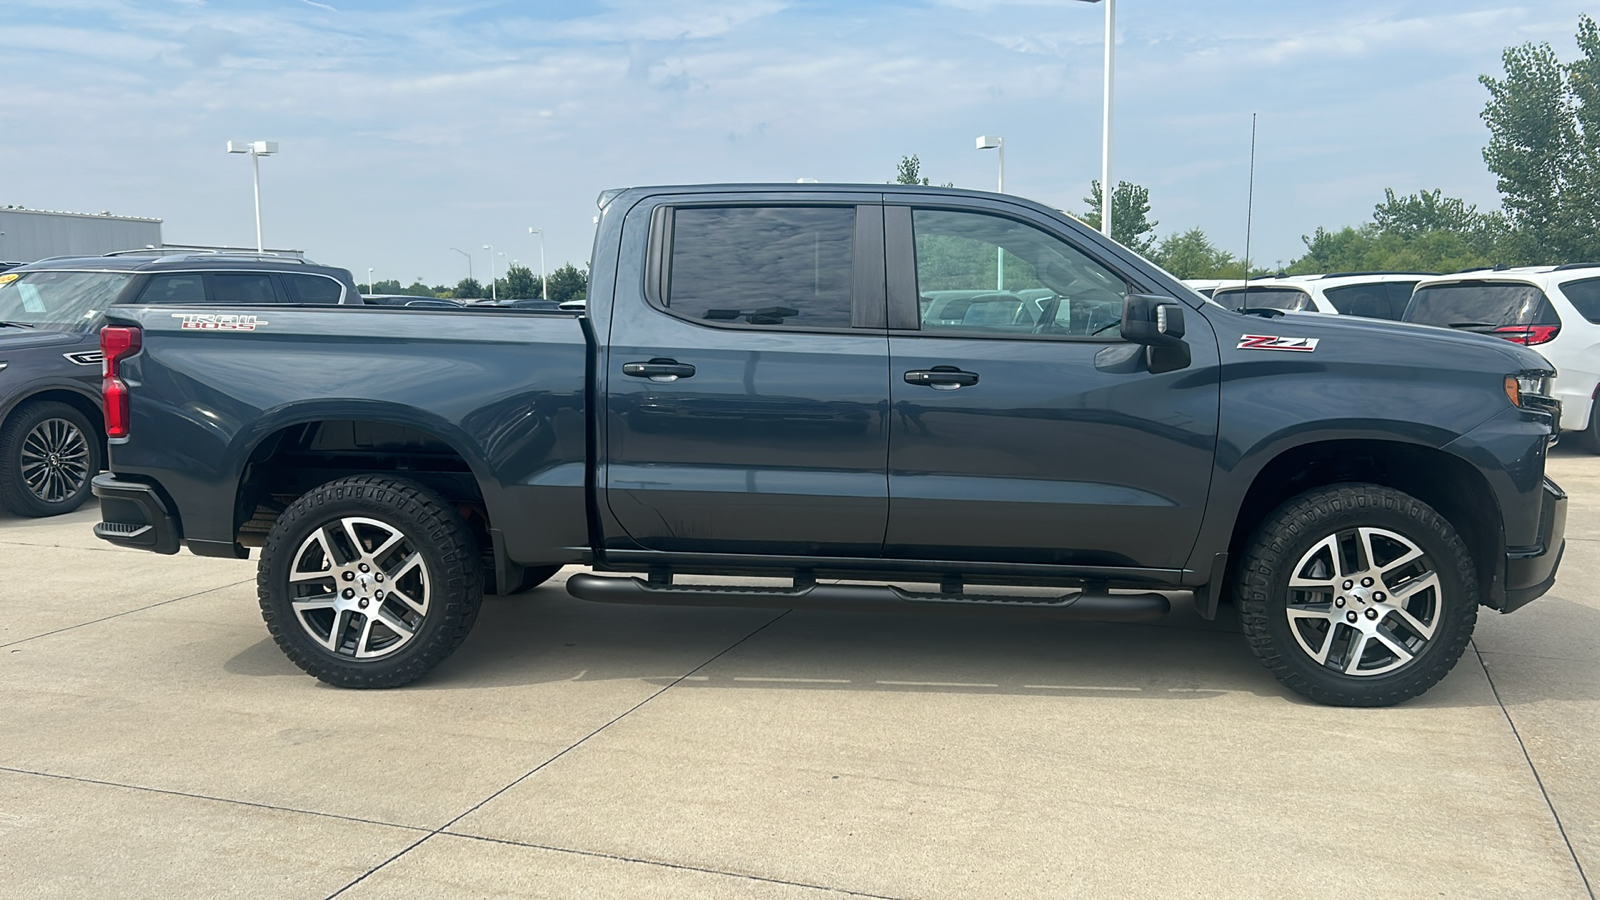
1502;477;1567;613
92;473;182;555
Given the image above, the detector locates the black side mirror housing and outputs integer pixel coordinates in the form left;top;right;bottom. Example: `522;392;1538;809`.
1121;294;1191;374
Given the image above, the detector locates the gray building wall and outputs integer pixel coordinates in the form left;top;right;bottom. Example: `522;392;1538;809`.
0;208;163;262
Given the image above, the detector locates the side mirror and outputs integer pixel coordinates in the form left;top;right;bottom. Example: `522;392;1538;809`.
1121;294;1186;346
1121;294;1191;375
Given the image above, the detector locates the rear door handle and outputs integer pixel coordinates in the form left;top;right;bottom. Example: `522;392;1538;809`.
623;358;696;382
904;366;979;390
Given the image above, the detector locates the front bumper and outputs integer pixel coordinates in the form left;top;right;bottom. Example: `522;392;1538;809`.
92;473;182;555
1502;477;1567;613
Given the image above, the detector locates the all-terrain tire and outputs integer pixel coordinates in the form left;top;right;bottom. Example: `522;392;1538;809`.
258;475;483;688
1237;483;1478;707
0;400;102;518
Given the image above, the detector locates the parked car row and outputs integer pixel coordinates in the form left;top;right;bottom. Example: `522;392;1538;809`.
1184;265;1600;451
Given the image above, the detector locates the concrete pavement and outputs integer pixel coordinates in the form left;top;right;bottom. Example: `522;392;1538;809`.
1;452;1595;898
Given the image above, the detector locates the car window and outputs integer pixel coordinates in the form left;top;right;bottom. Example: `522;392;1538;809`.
282;273;344;304
1214;286;1311;312
665;206;854;329
1406;283;1559;330
0;271;133;331
137;273;207;305
1324;283;1408;319
1559;278;1600;324
209;273;279;304
911;209;1127;338
1384;282;1419;319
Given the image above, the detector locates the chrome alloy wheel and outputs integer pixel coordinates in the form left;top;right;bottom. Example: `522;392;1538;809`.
20;417;92;504
287;516;432;660
1285;526;1442;677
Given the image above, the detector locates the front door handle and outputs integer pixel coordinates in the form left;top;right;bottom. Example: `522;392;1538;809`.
623;358;696;382
904;366;979;390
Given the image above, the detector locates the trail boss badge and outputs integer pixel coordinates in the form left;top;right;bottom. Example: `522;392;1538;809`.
1237;334;1318;352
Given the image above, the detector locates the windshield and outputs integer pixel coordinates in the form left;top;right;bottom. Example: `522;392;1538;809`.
1405;282;1556;329
1213;286;1311;312
0;271;133;331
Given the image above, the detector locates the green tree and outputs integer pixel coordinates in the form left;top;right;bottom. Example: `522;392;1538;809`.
503;264;538;299
451;277;485;300
545;263;588;303
403;280;435;297
1284;188;1504;275
1480;15;1600;263
894;154;930;185
1150;228;1240;278
369;279;403;295
1082;180;1158;254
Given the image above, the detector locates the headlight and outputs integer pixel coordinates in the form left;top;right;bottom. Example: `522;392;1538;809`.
1505;371;1556;410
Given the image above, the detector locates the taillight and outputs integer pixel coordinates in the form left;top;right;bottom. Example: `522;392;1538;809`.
100;325;141;439
1492;324;1560;345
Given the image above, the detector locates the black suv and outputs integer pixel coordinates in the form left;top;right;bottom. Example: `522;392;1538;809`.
0;251;360;517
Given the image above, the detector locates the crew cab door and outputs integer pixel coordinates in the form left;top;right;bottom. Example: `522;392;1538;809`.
883;201;1220;569
601;193;890;556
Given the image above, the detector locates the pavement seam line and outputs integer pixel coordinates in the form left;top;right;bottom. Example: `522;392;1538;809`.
0;765;431;833
326;610;793;900
0;578;256;649
441;831;905;899
0;539;160;553
1472;642;1595;899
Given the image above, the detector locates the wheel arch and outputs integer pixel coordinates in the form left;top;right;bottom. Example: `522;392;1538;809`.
0;385;106;449
1222;439;1504;609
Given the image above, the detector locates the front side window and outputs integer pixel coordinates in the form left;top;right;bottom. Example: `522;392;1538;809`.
210;273;279;304
0;271;133;331
912;209;1127;338
282;273;344;304
665;206;855;329
138;274;206;304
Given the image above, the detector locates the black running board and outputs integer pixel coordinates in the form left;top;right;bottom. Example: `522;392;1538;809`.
565;574;1169;623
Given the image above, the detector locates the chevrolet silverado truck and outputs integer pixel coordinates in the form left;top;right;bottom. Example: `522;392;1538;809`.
91;184;1566;706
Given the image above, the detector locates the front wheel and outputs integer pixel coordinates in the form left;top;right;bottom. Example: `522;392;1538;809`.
0;400;102;517
1237;484;1478;707
258;475;483;688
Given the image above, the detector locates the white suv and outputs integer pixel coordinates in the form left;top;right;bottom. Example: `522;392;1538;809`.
1405;265;1600;451
1210;272;1431;320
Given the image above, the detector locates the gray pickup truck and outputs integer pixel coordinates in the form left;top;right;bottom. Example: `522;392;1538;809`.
91;184;1565;706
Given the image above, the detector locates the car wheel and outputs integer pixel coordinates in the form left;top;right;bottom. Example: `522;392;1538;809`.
1572;396;1600;454
0;400;102;518
1237;483;1477;707
258;475;483;688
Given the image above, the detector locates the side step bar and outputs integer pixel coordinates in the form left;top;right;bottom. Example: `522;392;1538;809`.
565;574;1169;623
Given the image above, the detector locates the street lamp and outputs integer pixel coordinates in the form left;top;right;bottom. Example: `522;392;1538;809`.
527;227;547;300
367;267;374;295
1071;0;1114;239
976;136;1006;288
449;247;472;283
225;140;278;253
483;244;497;301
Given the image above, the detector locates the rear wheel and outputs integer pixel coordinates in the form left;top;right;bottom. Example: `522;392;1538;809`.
258;475;483;688
1237;484;1477;707
0;401;102;518
1573;396;1600;454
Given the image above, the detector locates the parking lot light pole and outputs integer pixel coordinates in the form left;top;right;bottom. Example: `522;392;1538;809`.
226;140;278;253
1072;0;1114;239
483;244;497;301
367;268;374;295
976;136;1006;289
449;247;472;283
527;227;547;300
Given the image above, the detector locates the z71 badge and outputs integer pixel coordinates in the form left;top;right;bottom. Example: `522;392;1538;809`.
171;313;269;332
1237;334;1318;352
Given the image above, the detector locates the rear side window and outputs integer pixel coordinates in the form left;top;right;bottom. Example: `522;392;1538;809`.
1406;283;1558;329
1559;278;1600;324
210;273;279;304
1214;286;1311;312
137;274;206;305
1324;281;1416;320
665;206;855;329
282;273;344;304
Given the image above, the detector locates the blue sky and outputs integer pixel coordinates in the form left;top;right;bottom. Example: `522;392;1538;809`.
1;1;1592;285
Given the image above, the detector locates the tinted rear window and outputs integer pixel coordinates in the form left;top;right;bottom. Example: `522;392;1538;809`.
210;273;279;304
1324;281;1417;320
1406;283;1558;329
282;273;344;304
666;206;855;329
1560;278;1600;324
1213;286;1311;311
138;274;206;304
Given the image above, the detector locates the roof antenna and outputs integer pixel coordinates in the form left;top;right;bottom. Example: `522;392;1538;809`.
1240;113;1257;309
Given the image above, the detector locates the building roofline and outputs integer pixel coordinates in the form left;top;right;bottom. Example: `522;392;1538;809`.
0;206;162;224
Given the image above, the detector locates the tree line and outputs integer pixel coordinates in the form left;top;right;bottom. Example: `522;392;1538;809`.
896;14;1600;279
370;262;589;302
